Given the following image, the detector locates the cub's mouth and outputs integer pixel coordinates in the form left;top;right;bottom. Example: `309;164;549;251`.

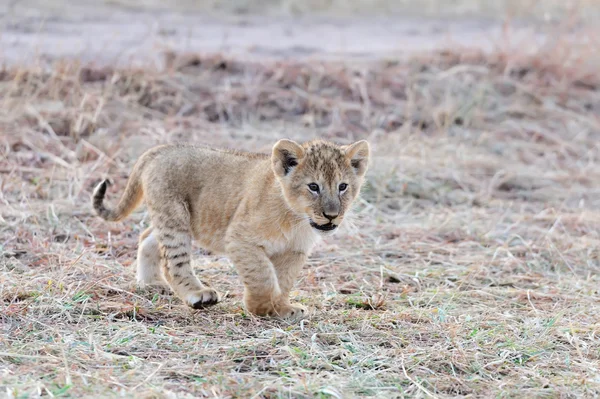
310;221;338;232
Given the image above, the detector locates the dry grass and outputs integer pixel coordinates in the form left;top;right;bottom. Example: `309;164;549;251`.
1;22;600;398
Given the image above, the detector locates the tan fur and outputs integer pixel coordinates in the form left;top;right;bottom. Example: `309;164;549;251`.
92;139;370;320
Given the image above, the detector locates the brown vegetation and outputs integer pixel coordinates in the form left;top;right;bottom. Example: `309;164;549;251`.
1;22;600;397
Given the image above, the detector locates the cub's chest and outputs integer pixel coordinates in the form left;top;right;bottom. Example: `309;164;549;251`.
262;222;321;257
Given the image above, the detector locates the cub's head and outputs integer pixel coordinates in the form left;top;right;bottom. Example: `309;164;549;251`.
272;139;370;234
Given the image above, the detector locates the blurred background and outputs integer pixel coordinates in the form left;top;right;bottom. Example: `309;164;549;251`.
2;0;599;66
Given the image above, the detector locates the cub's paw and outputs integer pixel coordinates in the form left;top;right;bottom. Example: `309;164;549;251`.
273;303;307;322
244;298;308;321
186;288;220;309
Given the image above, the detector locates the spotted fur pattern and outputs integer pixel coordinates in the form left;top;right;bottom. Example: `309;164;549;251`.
92;139;370;320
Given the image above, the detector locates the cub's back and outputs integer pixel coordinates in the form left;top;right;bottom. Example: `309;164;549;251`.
139;144;272;250
141;144;268;197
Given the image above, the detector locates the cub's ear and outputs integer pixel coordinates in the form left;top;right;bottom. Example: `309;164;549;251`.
272;139;305;177
343;140;370;177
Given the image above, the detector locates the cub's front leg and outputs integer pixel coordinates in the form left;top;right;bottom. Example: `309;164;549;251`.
226;241;306;321
270;250;308;315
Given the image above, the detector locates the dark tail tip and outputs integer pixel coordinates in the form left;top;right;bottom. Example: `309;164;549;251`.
92;179;110;217
98;179;108;194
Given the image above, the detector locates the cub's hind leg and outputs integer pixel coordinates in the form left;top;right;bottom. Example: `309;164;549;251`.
136;227;169;291
150;202;220;309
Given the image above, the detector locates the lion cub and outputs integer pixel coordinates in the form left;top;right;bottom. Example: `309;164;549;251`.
92;139;369;320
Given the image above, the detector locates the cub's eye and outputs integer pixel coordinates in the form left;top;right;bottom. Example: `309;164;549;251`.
308;183;320;193
339;183;348;192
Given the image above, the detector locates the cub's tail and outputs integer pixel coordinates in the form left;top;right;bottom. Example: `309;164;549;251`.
92;168;143;222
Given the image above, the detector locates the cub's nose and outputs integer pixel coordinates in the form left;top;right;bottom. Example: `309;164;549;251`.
323;212;339;222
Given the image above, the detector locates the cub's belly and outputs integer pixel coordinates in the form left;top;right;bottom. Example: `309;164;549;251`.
191;224;228;254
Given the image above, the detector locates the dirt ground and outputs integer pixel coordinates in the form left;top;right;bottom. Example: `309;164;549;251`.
0;0;571;66
1;1;600;398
